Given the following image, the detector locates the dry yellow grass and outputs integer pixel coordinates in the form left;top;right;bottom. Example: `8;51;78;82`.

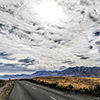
0;82;14;100
32;76;100;89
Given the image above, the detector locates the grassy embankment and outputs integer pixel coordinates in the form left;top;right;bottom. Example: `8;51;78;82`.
26;76;100;97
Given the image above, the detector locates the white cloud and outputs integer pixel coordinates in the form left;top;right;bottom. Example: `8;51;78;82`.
0;0;100;74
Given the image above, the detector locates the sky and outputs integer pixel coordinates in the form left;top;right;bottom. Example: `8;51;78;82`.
0;0;100;75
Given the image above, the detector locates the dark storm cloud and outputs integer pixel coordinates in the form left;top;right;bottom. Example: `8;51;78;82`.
54;39;62;44
36;27;43;31
0;63;17;69
80;57;89;60
75;54;89;60
4;63;16;68
80;10;85;14
0;52;11;56
93;31;100;36
88;13;98;22
9;26;18;33
62;60;75;65
0;23;5;29
24;30;31;34
95;41;100;45
33;22;37;26
89;45;93;49
18;58;36;65
0;52;16;60
0;63;35;72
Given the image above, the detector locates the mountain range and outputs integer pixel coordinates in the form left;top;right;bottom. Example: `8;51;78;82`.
58;66;100;77
1;67;100;79
0;71;60;80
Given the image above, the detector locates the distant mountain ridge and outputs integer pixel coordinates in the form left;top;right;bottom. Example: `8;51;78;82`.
0;70;60;80
58;66;100;77
1;67;100;79
31;70;60;77
0;74;26;80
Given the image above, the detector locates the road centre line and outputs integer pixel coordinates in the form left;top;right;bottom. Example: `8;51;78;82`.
32;86;36;90
25;84;28;86
50;96;57;100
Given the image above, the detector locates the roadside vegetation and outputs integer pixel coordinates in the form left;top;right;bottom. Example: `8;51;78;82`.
0;82;14;100
0;80;7;88
25;76;100;97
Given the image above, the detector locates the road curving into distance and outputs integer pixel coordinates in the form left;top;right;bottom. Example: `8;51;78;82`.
8;81;99;100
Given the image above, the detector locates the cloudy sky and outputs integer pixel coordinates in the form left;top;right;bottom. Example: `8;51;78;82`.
0;0;100;75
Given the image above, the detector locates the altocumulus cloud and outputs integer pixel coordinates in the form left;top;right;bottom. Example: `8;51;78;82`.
0;0;100;74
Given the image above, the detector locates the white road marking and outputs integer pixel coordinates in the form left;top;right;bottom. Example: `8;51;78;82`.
55;91;62;95
50;96;57;100
32;86;36;90
26;84;28;86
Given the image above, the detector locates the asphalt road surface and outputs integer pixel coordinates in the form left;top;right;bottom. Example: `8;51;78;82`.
8;81;99;100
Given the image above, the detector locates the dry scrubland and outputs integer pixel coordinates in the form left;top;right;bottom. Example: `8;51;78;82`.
0;81;14;100
32;76;100;89
25;76;100;97
0;80;7;88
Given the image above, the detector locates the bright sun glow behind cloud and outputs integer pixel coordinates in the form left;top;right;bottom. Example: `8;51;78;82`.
36;0;64;23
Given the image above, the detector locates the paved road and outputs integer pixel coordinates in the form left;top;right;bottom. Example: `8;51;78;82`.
8;81;99;100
